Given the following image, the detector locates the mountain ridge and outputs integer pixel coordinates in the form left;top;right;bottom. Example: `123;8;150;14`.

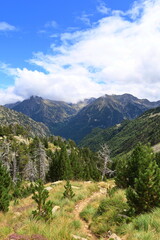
5;93;160;142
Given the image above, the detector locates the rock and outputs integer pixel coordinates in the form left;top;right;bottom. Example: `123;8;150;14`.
45;186;52;191
72;186;80;189
13;212;22;219
71;234;87;240
100;188;107;194
52;206;60;214
109;233;122;240
51;180;63;185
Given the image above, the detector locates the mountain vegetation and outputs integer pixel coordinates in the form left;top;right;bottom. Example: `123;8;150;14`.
80;106;160;157
1;94;160;240
0;124;101;186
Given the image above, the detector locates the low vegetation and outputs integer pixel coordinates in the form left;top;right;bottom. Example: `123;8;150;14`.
0;181;101;240
1;123;160;240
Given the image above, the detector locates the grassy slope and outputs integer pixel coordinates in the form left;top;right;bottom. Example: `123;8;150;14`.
1;181;160;240
80;187;160;240
79;107;160;157
0;181;100;240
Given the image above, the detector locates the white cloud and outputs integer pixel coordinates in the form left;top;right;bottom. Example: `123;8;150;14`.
97;0;110;14
0;22;16;31
77;12;93;26
1;0;160;104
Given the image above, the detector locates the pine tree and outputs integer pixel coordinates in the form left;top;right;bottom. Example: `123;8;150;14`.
32;180;53;221
0;161;12;212
63;180;75;199
126;160;160;214
116;143;155;188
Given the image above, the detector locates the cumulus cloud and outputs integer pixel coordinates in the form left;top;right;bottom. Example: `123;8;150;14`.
1;0;160;104
0;22;16;31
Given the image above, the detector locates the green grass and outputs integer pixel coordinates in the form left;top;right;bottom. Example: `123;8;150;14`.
80;188;129;237
2;181;160;240
122;208;160;240
0;181;100;240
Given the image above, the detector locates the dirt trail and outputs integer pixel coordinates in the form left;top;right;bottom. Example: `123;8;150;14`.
73;189;106;240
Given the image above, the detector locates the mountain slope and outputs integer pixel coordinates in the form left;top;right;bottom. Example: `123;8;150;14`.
5;94;160;142
5;96;93;134
55;94;160;142
79;107;160;157
0;105;50;137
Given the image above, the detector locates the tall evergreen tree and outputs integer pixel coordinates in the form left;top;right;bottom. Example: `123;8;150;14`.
116;143;155;188
0;161;12;212
126;160;160;213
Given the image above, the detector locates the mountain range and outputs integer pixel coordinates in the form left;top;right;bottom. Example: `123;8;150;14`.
5;94;160;142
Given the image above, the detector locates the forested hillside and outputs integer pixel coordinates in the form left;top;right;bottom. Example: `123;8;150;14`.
0;125;101;183
0;105;50;137
79;107;160;157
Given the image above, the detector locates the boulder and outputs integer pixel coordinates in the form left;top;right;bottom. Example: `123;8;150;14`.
45;186;52;191
109;233;122;240
51;180;63;185
72;186;80;189
52;206;60;214
71;234;87;240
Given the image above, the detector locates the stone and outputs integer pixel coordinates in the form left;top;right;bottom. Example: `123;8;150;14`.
109;233;122;240
13;212;22;219
52;206;60;214
51;180;63;185
45;186;52;191
71;234;87;240
100;188;107;194
72;186;80;189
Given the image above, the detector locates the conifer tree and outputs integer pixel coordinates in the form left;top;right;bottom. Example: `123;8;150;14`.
0;161;12;212
126;160;160;213
116;143;155;188
32;180;53;221
63;180;75;199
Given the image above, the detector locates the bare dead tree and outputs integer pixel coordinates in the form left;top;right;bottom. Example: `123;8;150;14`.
34;141;49;181
98;144;115;180
23;157;38;182
1;139;11;171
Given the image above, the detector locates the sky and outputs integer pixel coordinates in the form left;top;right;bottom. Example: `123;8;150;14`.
0;0;160;104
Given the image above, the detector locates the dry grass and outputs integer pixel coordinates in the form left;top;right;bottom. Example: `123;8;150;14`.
0;181;100;240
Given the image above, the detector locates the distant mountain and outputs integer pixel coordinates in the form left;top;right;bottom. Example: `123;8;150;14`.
5;94;160;142
55;94;160;142
0;105;50;137
79;107;160;157
5;96;93;134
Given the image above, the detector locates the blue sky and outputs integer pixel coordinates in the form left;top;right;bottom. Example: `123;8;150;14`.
0;0;160;104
